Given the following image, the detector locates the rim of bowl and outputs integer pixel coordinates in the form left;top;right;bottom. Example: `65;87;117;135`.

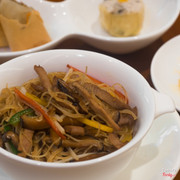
0;38;60;58
0;49;155;168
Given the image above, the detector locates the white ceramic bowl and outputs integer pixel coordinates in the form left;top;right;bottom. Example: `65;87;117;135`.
0;50;175;180
0;0;179;60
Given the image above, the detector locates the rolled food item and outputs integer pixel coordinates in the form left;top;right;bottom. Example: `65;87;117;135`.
99;0;144;37
0;0;51;51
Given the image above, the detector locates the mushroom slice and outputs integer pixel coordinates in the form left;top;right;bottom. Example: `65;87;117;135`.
22;114;49;130
118;107;138;126
62;138;103;151
31;83;47;93
34;65;52;91
108;133;125;149
64;125;85;136
57;78;71;94
2;131;19;147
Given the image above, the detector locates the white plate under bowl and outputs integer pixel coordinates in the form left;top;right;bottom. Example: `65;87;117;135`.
0;0;179;60
151;35;180;112
1;111;180;180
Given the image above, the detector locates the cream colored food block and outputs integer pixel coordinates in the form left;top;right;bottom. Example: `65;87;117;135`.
99;0;144;37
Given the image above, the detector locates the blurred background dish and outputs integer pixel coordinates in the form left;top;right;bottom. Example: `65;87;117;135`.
151;35;180;112
0;0;62;61
0;0;179;61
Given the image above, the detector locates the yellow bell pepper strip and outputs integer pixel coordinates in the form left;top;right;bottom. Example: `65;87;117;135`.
67;64;128;104
26;92;47;106
14;88;66;140
120;133;132;143
77;118;113;133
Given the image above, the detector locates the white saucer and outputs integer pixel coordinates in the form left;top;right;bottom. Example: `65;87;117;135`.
115;111;180;180
1;111;180;180
151;35;180;112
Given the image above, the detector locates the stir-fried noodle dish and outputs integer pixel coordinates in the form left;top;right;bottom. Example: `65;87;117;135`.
0;64;138;162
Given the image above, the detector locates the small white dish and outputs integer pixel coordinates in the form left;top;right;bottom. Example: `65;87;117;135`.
1;111;180;180
151;35;180;112
0;0;180;60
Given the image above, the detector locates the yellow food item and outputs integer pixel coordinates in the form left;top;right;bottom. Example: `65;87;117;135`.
77;118;113;133
99;0;144;37
0;23;8;47
0;11;51;51
0;0;51;51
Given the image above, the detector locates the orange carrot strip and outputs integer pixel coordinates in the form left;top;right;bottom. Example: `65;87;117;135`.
114;89;128;104
14;88;66;140
67;64;102;84
67;64;127;103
